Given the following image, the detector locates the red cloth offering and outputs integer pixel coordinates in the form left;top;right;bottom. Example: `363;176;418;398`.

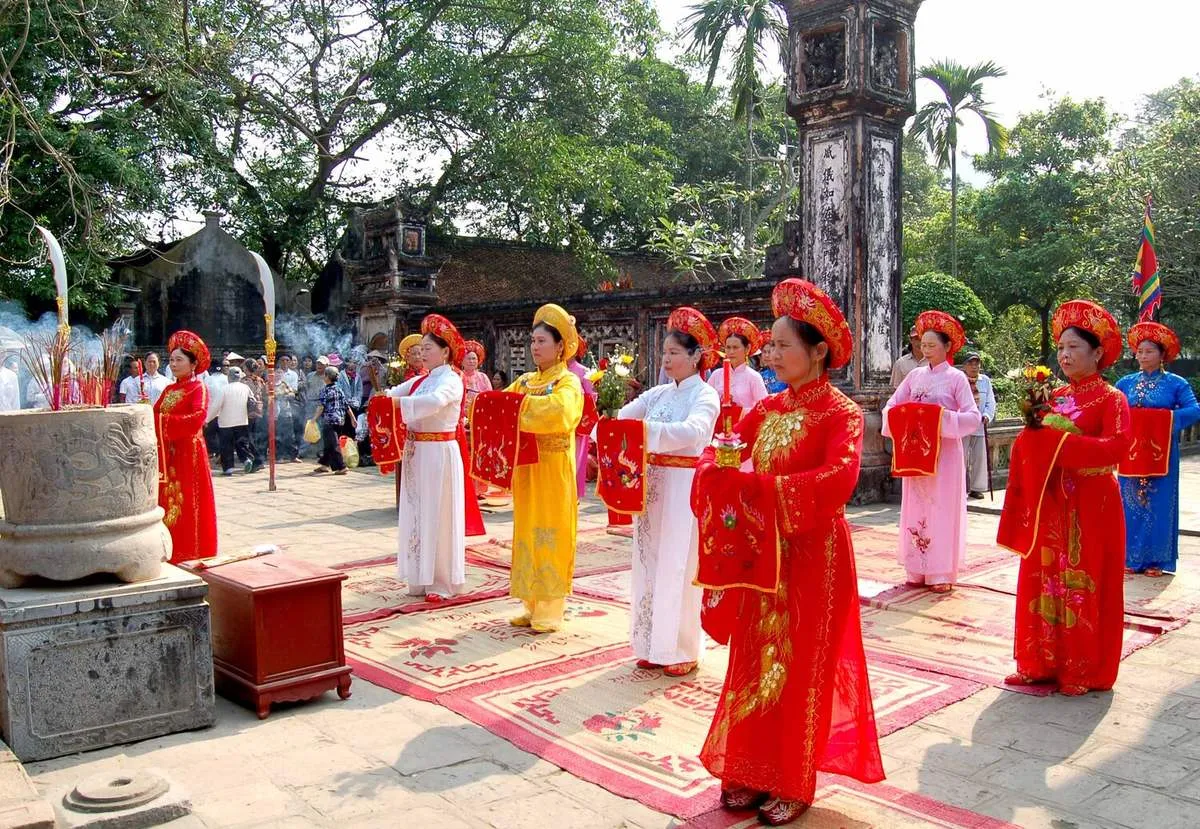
576;392;600;438
595;418;647;515
469;391;536;488
694;467;780;592
887;401;943;477
996;426;1070;559
1119;407;1173;478
367;395;402;476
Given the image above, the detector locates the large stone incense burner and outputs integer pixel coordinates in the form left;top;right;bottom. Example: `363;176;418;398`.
0;404;170;587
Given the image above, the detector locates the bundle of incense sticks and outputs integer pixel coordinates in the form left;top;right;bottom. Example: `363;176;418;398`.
99;324;128;404
21;329;73;410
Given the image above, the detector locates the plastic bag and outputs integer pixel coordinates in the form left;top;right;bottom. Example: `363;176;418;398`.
339;435;360;468
303;418;321;444
355;412;370;442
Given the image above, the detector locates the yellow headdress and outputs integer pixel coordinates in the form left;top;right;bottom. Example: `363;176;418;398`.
532;303;579;366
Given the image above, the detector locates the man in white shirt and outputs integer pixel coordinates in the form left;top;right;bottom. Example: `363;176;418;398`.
209;367;258;475
890;326;928;389
119;352;172;403
0;354;19;412
962;353;997;499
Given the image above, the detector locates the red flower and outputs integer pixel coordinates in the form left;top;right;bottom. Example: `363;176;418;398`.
1035;368;1050;381
599;358;610;370
583;713;623;733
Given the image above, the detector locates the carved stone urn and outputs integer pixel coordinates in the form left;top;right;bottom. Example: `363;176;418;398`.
0;405;170;587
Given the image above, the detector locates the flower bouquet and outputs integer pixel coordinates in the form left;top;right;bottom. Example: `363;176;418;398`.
1016;365;1057;430
589;345;637;417
385;356;407;387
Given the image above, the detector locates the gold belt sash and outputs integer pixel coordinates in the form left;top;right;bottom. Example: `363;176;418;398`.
1077;466;1115;477
648;453;698;469
535;433;571;453
411;431;455;442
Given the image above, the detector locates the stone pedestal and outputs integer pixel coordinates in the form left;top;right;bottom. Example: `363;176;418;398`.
777;0;925;502
0;566;214;762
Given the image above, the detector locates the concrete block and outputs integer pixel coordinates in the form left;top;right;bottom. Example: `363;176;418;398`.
0;567;215;762
52;768;190;829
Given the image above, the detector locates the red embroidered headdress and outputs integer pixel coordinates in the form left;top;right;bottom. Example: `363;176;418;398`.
463;339;486;364
1127;321;1180;363
717;316;761;355
915;310;966;360
421;314;465;365
166;330;211;374
1051;300;1122;370
667;306;720;372
771;278;854;370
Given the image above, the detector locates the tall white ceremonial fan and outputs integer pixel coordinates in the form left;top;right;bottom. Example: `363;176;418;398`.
36;225;69;334
250;251;277;493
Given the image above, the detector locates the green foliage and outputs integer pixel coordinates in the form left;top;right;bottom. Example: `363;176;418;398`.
0;0;210;314
900;271;992;335
968;96;1118;361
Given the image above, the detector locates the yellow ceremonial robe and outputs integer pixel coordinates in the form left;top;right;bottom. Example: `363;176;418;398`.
505;362;584;629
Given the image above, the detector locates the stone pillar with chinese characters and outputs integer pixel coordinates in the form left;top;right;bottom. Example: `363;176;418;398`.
780;0;923;501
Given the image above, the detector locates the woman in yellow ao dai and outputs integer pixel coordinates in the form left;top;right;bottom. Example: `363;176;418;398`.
504;304;585;632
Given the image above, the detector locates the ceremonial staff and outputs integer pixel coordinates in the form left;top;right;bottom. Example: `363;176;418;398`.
983;417;994;501
250;252;277;492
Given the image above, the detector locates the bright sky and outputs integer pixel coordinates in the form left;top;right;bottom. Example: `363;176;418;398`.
655;0;1200;162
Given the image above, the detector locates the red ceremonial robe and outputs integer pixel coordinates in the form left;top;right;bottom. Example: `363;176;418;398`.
452;369;486;537
1002;374;1132;691
154;377;218;563
693;376;883;803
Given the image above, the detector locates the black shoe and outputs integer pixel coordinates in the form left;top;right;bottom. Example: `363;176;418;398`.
968;491;984;500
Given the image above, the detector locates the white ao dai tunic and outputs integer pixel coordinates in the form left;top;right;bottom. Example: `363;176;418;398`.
618;374;720;664
389;364;466;596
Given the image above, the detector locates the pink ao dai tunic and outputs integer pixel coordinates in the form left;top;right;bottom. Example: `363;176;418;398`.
882;361;981;585
568;359;597;499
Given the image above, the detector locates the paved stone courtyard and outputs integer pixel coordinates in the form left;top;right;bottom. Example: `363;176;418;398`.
18;456;1200;828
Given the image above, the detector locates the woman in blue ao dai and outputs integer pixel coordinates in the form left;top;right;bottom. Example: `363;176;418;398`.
1116;322;1200;576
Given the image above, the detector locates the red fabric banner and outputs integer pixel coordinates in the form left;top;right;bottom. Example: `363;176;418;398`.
469;391;534;489
887;402;943;477
996;427;1070;559
1119;407;1174;478
595;418;647;515
367;395;402;476
576;392;600;438
694;467;780;592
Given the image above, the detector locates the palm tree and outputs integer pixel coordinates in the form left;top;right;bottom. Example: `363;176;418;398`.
684;0;787;270
910;59;1008;279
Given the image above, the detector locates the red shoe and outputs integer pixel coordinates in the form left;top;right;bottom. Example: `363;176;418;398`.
425;594;444;603
664;661;698;677
636;659;663;670
759;798;810;825
720;788;768;810
1005;672;1053;686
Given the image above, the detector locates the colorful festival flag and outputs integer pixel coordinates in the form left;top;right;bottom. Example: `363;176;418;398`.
1131;198;1162;322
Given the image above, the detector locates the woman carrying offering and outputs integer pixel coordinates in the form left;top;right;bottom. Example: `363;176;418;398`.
1117;322;1200;576
999;300;1131;696
154;330;218;564
462;340;494;499
503;304;584;632
707;316;768;412
617;307;720;678
387;315;468;600
695;279;882;826
882;311;980;593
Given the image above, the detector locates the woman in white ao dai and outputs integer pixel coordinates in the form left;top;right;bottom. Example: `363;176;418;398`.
617;312;720;676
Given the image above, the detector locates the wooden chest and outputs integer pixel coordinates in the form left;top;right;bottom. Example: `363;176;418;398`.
199;555;352;718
